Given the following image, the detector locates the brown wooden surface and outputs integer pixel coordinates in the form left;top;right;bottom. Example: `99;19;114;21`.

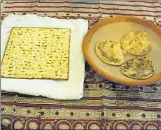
83;16;161;86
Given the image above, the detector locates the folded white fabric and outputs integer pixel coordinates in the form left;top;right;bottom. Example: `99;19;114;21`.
1;14;88;100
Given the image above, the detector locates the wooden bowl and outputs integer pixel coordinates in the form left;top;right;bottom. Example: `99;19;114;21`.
83;16;161;86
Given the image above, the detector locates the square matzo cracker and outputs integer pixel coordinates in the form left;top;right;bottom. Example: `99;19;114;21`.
1;27;71;79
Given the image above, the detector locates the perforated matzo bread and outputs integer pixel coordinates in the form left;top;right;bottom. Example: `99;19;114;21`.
1;27;71;79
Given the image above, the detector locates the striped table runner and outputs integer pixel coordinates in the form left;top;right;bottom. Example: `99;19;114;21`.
1;1;161;130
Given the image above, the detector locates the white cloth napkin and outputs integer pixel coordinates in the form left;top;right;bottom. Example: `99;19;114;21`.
1;14;88;100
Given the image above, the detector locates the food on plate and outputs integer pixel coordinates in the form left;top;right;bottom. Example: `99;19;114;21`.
1;27;71;79
95;40;126;65
120;30;151;56
120;57;155;79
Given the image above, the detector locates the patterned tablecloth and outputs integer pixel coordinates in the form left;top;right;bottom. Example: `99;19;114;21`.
1;0;161;130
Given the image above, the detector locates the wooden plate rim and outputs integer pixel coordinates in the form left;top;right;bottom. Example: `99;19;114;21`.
83;16;161;86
